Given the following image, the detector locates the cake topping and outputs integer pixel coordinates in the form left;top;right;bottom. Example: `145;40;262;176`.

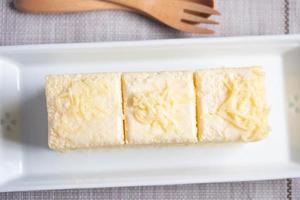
216;70;269;140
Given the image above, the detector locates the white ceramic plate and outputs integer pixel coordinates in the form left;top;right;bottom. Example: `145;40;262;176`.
0;35;300;192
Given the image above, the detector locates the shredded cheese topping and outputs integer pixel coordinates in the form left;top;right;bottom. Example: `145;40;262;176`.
216;72;269;140
54;78;109;134
130;85;189;132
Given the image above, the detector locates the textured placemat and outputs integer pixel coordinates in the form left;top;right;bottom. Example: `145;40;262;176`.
0;180;293;200
1;0;299;45
0;0;300;199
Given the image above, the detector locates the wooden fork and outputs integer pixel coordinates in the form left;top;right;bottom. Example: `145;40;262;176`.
14;0;128;13
14;0;215;16
103;0;220;34
14;0;219;34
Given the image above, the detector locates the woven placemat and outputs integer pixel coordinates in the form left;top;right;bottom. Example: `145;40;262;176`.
0;0;299;199
1;0;299;45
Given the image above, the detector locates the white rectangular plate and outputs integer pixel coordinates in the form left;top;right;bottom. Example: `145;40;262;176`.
0;35;300;192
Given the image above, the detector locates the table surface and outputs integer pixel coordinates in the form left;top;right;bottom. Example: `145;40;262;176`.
0;0;300;199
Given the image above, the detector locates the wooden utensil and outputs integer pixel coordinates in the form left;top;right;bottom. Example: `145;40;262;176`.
102;0;220;34
14;0;215;17
14;0;128;13
14;0;219;34
14;0;215;16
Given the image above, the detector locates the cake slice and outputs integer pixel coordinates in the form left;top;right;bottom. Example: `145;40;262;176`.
194;67;270;142
45;73;124;151
122;71;197;145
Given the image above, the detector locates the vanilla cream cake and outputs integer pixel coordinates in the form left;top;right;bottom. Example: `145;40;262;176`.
45;73;124;151
122;72;197;145
195;67;270;142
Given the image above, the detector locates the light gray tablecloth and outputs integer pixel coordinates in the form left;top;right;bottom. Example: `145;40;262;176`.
0;0;300;199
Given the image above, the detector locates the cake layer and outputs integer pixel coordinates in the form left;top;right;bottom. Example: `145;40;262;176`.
194;67;270;142
122;71;198;145
45;67;270;151
45;73;124;151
